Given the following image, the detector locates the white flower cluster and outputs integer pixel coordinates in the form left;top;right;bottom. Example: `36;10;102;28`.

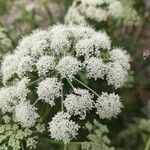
0;25;131;143
36;56;55;76
110;48;131;70
65;0;139;26
84;57;105;80
37;78;62;106
1;54;19;83
56;56;81;79
1;25;130;89
17;56;34;77
95;92;123;119
75;32;111;58
106;48;130;89
106;62;128;88
0;78;30;113
64;88;94;119
15;101;38;127
65;0;123;25
0;78;38;128
48;112;80;143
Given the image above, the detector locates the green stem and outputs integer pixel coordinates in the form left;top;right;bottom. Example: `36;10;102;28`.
21;143;25;150
66;78;74;90
61;78;64;112
64;143;67;150
33;99;39;106
145;138;150;150
45;139;83;145
0;140;8;146
27;78;41;87
74;78;100;97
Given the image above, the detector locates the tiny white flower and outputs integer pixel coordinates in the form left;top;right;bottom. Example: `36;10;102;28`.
56;56;81;79
1;54;19;84
95;92;123;119
92;32;111;50
110;48;130;70
15;101;38;128
106;62;128;89
85;57;105;80
17;29;51;58
36;55;55;76
37;78;61;106
0;87;14;113
50;25;71;54
17;56;34;77
13;77;30;101
64;88;94;119
75;32;111;58
48;112;80;143
0;78;30;113
50;36;71;55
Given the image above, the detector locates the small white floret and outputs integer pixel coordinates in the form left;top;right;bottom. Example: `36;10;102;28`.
37;78;61;106
56;56;81;80
95;92;123;119
15;101;38;128
64;88;94;119
48;112;80;143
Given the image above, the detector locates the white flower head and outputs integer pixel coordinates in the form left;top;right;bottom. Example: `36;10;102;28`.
106;62;128;89
1;54;19;84
0;87;14;113
75;32;111;58
91;32;111;50
13;77;30;100
50;25;71;54
65;0;123;25
36;55;55;76
56;56;81;80
48;112;80;143
17;29;51;58
64;88;94;120
37;78;61;106
95;92;123;119
75;38;95;58
50;35;71;55
85;57;105;80
0;78;30;113
17;56;34;77
68;25;95;41
0;24;131;143
65;5;87;25
80;4;108;22
14;101;38;128
110;48;130;70
108;0;123;18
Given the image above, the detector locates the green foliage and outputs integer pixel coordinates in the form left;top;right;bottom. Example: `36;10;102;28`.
116;120;143;150
120;0;141;26
139;119;150;133
139;119;150;149
82;120;114;150
0;115;45;150
0;0;13;15
0;26;12;60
